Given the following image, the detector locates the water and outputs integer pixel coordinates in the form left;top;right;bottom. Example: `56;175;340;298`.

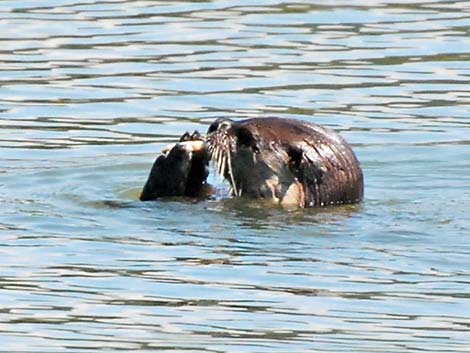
1;0;469;352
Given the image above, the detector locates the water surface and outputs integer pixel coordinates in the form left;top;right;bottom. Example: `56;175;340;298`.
0;1;469;352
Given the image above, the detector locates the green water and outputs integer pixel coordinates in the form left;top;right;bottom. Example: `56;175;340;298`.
0;1;469;352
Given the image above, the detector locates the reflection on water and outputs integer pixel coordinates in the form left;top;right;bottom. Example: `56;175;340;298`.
1;0;469;352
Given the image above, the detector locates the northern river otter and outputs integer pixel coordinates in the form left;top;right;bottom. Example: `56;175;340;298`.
140;117;363;207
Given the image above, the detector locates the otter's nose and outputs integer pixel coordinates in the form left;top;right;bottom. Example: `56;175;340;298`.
207;118;233;133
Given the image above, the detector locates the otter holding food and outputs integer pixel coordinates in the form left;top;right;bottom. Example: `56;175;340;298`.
139;131;210;201
140;117;363;207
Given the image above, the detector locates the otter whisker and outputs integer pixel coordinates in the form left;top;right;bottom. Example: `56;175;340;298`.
215;145;221;166
226;148;239;197
220;153;228;178
218;150;226;177
209;146;216;162
206;124;243;198
216;151;223;174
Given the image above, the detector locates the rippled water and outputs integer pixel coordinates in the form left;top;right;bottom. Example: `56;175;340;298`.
1;1;469;352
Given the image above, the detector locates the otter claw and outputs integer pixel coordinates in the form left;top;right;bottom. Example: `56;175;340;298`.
179;130;203;142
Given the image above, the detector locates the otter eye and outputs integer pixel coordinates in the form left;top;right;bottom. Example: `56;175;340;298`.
236;126;255;149
208;122;219;134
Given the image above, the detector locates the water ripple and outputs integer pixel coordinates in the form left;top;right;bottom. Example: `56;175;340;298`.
1;1;470;352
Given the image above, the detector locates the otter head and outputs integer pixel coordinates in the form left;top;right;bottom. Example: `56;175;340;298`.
140;131;209;201
206;118;302;204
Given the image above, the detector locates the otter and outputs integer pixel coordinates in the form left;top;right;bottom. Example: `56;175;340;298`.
140;117;363;207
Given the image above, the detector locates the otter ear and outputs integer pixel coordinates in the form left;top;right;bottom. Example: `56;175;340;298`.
287;146;303;172
180;130;202;142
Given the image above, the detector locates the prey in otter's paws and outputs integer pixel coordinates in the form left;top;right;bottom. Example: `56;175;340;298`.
139;131;210;201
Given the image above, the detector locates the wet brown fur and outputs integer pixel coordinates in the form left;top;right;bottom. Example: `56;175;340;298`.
206;117;363;207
